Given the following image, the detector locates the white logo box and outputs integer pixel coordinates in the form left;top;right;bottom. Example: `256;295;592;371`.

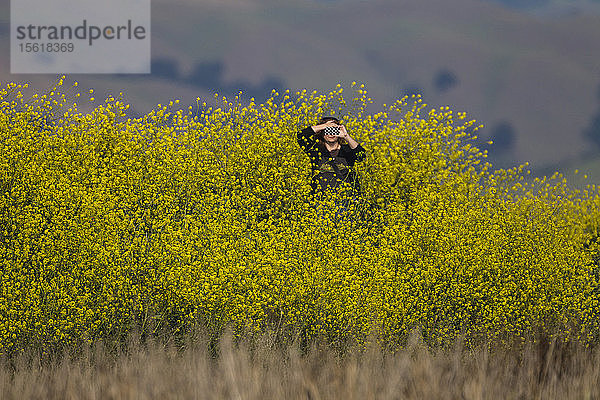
11;0;150;73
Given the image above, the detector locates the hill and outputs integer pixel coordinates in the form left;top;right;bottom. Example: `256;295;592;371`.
1;0;600;171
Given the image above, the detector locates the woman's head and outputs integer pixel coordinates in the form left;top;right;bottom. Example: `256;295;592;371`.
317;116;344;145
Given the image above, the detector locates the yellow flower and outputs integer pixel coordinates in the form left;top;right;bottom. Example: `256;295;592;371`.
0;78;598;354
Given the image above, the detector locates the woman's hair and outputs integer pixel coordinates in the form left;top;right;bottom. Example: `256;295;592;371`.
318;116;341;125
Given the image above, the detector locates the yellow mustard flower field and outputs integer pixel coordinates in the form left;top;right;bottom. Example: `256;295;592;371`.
1;78;600;355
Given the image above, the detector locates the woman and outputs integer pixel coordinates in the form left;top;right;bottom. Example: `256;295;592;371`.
297;116;367;196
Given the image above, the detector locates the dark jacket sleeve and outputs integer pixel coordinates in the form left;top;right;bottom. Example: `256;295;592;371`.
297;127;319;155
346;143;366;164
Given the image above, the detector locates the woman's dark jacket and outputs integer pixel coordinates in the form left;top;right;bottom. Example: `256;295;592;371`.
297;126;366;194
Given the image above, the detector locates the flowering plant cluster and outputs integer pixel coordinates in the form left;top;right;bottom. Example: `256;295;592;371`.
1;78;599;354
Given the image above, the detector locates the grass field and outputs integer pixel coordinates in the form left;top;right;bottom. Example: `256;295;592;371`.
2;330;600;400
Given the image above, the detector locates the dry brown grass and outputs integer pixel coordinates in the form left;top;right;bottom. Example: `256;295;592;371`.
1;330;599;400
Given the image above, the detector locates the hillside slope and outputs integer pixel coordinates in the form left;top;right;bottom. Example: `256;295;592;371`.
1;0;600;169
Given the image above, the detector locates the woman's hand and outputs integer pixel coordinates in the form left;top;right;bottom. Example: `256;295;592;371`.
339;125;349;139
339;125;360;149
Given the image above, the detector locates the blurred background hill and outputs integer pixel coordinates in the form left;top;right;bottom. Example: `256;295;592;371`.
1;0;600;182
